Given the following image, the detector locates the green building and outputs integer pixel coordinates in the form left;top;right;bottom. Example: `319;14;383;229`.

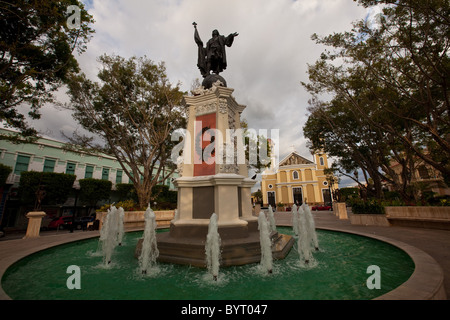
0;128;178;229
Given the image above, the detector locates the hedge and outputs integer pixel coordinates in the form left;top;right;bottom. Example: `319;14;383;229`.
350;200;385;215
0;164;12;186
79;178;112;206
18;171;76;205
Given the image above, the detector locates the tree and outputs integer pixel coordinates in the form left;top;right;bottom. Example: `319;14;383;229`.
0;0;94;141
241;119;272;174
303;96;394;199
302;0;449;200
252;189;263;204
66;54;186;209
79;178;112;213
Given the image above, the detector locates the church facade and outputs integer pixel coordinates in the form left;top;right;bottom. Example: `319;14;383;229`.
261;151;338;209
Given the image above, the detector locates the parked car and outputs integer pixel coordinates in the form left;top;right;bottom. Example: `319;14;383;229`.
74;216;95;230
48;215;96;231
48;216;73;230
312;204;332;211
40;214;56;230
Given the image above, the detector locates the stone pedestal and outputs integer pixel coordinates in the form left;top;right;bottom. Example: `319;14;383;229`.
333;202;348;220
23;211;46;239
173;86;257;233
172;174;257;238
154;85;294;266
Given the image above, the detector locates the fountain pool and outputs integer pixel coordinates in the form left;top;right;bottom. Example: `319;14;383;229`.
1;227;414;300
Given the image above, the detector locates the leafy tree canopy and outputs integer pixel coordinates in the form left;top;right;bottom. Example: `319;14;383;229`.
0;0;94;141
66;54;186;209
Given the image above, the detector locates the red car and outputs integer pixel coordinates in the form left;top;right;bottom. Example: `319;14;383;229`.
47;216;73;230
312;205;332;211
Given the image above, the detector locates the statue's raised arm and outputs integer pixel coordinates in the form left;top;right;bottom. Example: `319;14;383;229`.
193;22;207;76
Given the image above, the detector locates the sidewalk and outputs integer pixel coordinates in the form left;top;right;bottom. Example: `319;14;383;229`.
0;228;88;241
275;210;450;299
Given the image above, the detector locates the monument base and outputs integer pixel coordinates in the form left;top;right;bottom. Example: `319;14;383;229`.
135;228;294;267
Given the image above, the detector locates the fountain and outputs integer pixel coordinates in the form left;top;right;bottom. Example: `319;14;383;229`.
138;206;159;275
267;205;277;233
258;211;273;274
205;213;221;281
1;227;416;300
292;204;299;235
303;204;319;251
0;26;428;301
291;204;320;264
117;207;125;246
99;205;123;265
297;205;313;264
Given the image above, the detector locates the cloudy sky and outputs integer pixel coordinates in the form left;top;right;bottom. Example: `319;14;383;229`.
21;0;377;187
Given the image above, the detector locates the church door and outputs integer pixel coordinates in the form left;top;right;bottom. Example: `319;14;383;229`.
293;187;303;205
267;191;276;208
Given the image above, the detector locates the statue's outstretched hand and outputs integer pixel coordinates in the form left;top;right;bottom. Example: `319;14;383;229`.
232;32;239;37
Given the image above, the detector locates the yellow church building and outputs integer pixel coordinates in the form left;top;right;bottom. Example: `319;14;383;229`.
261;150;338;208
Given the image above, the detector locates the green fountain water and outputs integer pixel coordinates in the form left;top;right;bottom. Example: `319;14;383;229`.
1;227;414;300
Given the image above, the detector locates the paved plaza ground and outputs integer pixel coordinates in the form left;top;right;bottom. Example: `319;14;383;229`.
1;210;449;300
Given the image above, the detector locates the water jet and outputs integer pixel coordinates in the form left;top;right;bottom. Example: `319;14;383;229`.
205;213;221;281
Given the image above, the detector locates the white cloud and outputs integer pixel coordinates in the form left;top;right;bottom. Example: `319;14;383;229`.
19;0;369;186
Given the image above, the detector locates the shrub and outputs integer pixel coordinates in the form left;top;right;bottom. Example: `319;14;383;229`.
350;199;385;214
152;201;177;210
151;184;177;203
18;171;76;205
97;199;178;212
115;183;177;205
0;164;12;186
339;187;360;202
115;183;138;202
79;178;112;206
97;199;141;212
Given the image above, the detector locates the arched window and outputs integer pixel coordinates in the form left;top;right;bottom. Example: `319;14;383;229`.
319;157;325;166
292;171;299;180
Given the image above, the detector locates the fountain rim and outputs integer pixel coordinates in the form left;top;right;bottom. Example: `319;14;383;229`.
317;226;445;300
0;226;445;300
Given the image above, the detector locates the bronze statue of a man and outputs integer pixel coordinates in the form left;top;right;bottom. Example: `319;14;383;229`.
193;22;238;78
34;185;46;211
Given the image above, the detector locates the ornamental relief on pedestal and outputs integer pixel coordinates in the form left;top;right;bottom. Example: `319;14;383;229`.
195;102;218;116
